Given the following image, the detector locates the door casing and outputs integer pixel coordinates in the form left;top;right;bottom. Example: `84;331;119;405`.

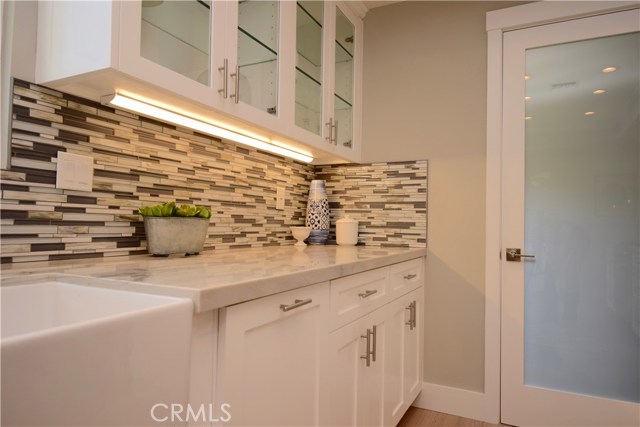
484;1;640;424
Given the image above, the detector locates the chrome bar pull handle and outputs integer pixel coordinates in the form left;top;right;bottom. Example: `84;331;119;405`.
404;274;417;280
280;298;312;312
218;59;228;99
406;303;413;329
333;119;339;145
371;324;377;362
506;248;536;262
325;117;334;143
230;65;240;104
358;289;378;299
360;328;372;367
406;301;416;330
411;301;416;329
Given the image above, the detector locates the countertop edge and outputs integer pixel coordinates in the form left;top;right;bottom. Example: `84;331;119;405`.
1;247;427;313
197;249;426;311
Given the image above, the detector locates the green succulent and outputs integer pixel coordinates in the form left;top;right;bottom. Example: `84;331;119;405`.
138;201;211;219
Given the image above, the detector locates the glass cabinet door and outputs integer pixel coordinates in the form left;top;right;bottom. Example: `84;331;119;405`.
236;1;279;115
333;6;354;149
295;1;324;136
140;0;212;86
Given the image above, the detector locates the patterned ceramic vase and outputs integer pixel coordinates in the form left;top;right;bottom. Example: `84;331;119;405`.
306;180;330;244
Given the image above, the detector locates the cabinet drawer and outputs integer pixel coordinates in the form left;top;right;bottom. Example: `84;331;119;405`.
389;258;424;300
330;267;389;331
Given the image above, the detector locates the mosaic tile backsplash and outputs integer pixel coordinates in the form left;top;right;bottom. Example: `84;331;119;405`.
1;80;426;263
317;162;427;247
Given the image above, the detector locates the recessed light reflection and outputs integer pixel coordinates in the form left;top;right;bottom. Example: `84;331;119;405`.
584;111;595;116
525;96;532;101
524;75;531;80
602;67;617;73
593;89;606;94
525;116;533;120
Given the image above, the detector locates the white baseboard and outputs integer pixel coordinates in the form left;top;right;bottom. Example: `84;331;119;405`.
412;382;487;422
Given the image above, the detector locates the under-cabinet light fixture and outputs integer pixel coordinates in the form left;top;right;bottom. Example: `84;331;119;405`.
102;93;314;163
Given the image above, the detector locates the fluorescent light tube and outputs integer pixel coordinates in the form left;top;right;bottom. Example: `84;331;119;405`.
102;93;314;163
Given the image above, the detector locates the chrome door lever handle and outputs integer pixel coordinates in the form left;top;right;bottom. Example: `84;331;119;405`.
506;248;535;262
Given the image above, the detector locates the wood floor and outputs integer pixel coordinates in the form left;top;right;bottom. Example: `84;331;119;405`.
398;406;508;427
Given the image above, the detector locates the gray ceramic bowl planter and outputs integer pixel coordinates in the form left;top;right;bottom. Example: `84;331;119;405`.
138;201;212;256
143;217;209;256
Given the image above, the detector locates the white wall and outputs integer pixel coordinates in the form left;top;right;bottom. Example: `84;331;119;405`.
362;1;525;392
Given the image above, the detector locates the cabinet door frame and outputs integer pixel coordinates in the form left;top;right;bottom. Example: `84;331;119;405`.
117;1;227;110
217;282;330;427
222;0;292;133
286;1;362;163
286;1;334;153
328;1;363;161
327;305;388;427
384;287;424;426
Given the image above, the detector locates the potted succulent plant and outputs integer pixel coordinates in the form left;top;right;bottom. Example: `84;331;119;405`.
138;201;212;256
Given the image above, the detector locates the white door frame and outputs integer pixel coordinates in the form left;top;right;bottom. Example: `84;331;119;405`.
484;1;640;424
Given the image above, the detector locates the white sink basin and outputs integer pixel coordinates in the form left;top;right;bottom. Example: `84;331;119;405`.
1;281;193;427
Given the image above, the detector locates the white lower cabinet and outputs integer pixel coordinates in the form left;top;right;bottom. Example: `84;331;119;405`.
328;286;423;427
327;304;387;426
209;257;424;427
383;288;424;427
216;282;329;427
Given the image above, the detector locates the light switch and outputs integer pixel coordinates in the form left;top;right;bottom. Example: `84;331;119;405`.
56;151;93;192
276;187;285;210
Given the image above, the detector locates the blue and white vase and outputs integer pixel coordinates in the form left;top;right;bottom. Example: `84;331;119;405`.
306;180;330;245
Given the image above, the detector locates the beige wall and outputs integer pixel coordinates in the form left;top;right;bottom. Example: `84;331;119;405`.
362;1;524;392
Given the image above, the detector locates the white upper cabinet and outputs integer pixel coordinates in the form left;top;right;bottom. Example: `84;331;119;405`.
118;1;227;110
289;1;363;161
35;0;363;163
223;0;293;133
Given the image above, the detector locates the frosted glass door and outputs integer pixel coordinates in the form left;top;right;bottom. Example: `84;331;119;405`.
141;0;212;85
524;32;639;404
501;9;640;427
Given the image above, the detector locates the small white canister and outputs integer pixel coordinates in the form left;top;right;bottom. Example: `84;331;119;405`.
336;216;359;246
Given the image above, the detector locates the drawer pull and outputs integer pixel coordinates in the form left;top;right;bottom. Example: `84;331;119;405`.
358;289;378;299
280;298;312;312
404;274;417;280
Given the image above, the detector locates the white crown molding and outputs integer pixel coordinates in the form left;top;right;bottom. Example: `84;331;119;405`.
340;1;368;19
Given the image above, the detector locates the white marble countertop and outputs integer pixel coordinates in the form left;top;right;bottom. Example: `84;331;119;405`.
1;245;426;312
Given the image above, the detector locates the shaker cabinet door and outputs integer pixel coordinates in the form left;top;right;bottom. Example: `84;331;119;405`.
327;307;387;427
217;282;329;427
384;288;424;427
